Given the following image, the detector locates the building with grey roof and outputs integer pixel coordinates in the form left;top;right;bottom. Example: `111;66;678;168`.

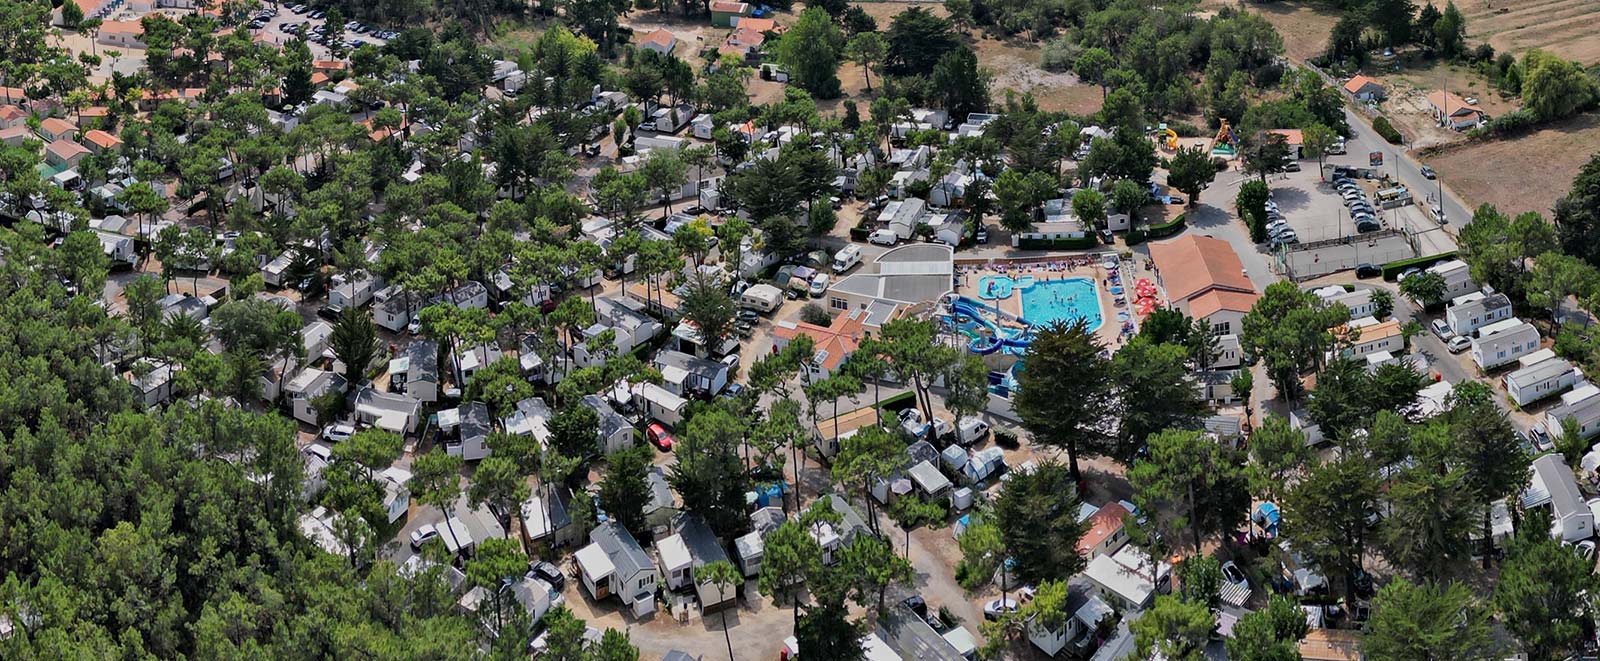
575;521;659;618
827;243;954;313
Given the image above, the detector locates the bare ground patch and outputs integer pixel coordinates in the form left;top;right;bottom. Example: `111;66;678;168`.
1423;112;1600;217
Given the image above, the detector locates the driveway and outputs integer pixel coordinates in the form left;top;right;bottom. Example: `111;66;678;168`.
1342;107;1472;230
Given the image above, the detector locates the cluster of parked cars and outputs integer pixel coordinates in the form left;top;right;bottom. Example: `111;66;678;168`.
281;6;398;48
1263;194;1297;246
1427;317;1473;354
1334;175;1383;234
245;7;276;30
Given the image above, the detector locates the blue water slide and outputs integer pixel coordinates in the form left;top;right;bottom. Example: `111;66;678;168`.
951;297;1033;354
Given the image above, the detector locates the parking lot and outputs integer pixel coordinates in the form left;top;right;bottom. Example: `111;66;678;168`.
249;5;394;60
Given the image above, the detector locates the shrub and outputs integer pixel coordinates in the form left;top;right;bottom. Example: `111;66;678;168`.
1124;229;1147;245
1016;235;1099;250
1373;116;1404;144
799;303;833;325
849;221;870;241
1168;122;1202;138
1039;38;1078;73
1379;251;1459;281
993;427;1020;449
1145;214;1186;239
1469;108;1538;138
889;493;949;529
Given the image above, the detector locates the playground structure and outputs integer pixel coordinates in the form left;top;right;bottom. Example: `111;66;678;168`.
1160;126;1179;151
943;295;1033;356
1210;119;1240;158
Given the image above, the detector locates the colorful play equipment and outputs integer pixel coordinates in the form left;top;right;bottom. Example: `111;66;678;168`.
1210;119;1240;158
945;296;1034;356
1160;126;1179;151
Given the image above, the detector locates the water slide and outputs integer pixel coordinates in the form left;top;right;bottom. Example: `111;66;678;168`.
951;297;1033;354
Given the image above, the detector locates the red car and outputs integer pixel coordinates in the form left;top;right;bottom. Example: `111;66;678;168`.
646;422;674;451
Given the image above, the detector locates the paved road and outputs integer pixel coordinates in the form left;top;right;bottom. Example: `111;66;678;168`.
1342;107;1472;230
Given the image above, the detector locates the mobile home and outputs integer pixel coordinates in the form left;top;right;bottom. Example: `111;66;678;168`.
1503;352;1582;407
1471;318;1539;371
1446;291;1512;338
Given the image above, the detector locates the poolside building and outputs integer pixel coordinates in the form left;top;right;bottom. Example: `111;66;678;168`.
1149;235;1258;368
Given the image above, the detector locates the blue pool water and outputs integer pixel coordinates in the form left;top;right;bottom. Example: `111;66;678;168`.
1020;278;1103;331
976;275;1035;300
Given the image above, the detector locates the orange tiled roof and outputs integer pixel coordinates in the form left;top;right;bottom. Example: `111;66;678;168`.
771;309;867;371
1148;234;1258;305
1076;503;1128;555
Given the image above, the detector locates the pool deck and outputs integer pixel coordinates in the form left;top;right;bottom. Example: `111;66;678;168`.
957;265;1129;349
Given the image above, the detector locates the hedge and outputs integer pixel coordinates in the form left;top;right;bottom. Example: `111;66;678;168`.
849;221;870;241
1145;214;1187;239
1373;116;1404;145
1017;235;1099;250
1381;251;1459;281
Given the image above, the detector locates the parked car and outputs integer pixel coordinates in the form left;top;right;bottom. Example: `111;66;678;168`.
975;225;989;244
407;317;422;334
302;443;333;462
1447;335;1471;353
983;597;1021;620
1420;166;1436;179
645;422;674;451
1531;423;1553;451
809;273;830;298
409;523;439;550
1429;318;1454;340
529;560;566;591
1221;561;1247;587
898;408;928;438
1355;263;1381;278
321;423;355;443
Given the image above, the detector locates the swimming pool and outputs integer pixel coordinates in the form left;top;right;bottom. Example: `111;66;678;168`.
1020;278;1103;331
976;275;1035;300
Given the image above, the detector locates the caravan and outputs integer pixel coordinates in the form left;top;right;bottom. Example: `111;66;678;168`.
739;283;783;313
831;245;862;273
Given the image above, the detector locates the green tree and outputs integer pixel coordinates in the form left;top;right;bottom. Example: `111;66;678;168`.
1521;49;1599;122
1241;281;1350;402
469;456;530;538
885;6;959;76
1246;414;1312;501
1013;320;1114;484
1494;511;1599;660
549;404;599;460
930;46;989;119
1236;179;1271;242
1379;468;1478;582
992;168;1055;232
993;461;1088;584
1435;1;1466;57
699;560;742;661
411;449;465;511
1283;451;1379;597
1132;595;1215;661
795;598;866;661
1175;554;1222;611
1071;188;1108;230
1365;578;1496;660
1074;47;1113;99
590;628;641;661
680;271;737;356
1526;251;1597;322
333;428;405;481
839;535;913;612
1111;336;1212;463
597;446;653;537
1225;596;1309;661
1399;270;1448;307
1165;145;1215;206
1128;429;1251;552
777;8;845;99
844;32;886;93
330;307;379;387
1301;123;1338;179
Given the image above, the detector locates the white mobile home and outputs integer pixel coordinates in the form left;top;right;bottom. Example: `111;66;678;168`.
262;250;295;287
1471;318;1540;370
581;395;635;455
1338;317;1403;358
1426;259;1478;301
1313;285;1377;319
575;522;659;618
656;514;737;611
1503;352;1582;407
283;368;346;425
388;340;439;404
372;285;414;332
633;381;689;428
1524;454;1595;543
328;272;378;311
653;350;730;397
441;402;493;461
351;387;422;435
1082;545;1171;611
1545;384;1600;443
1446;291;1512;337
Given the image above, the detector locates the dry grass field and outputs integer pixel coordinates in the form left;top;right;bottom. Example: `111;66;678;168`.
1424;112;1600;217
1425;0;1600;65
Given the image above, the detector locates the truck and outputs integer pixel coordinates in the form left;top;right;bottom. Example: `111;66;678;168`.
739;283;783;313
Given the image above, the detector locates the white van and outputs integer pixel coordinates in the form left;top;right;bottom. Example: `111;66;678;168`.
739;283;784;313
832;245;862;273
868;229;898;246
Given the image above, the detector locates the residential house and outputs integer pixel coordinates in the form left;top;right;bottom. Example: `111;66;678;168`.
1504;352;1583;407
441;402;493;461
1337;317;1404;358
1028;589;1114;658
656;514;737;611
1083;544;1171;610
645;466;680;533
710;1;751;26
654;350;731;398
1149;234;1258;368
371;285;415;332
1426;90;1484;129
283;368;346;425
575;521;659;618
581;394;635;455
1343;75;1386;101
1312;285;1378;319
1545;384;1600;443
521;487;581;548
771;307;871;380
1471;318;1539;371
351;386;422;435
125;363;177;408
328;272;379;311
1425;259;1477;300
0;125;31;147
38;117;76;142
388;340;439;403
44;139;89;168
879;198;928;241
1077;502;1130;560
1446;291;1513;337
1525;453;1595;543
638;29;678;56
0;104;26;130
97;20;145;49
1266;128;1305;159
82;129;121;155
454;342;505;384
